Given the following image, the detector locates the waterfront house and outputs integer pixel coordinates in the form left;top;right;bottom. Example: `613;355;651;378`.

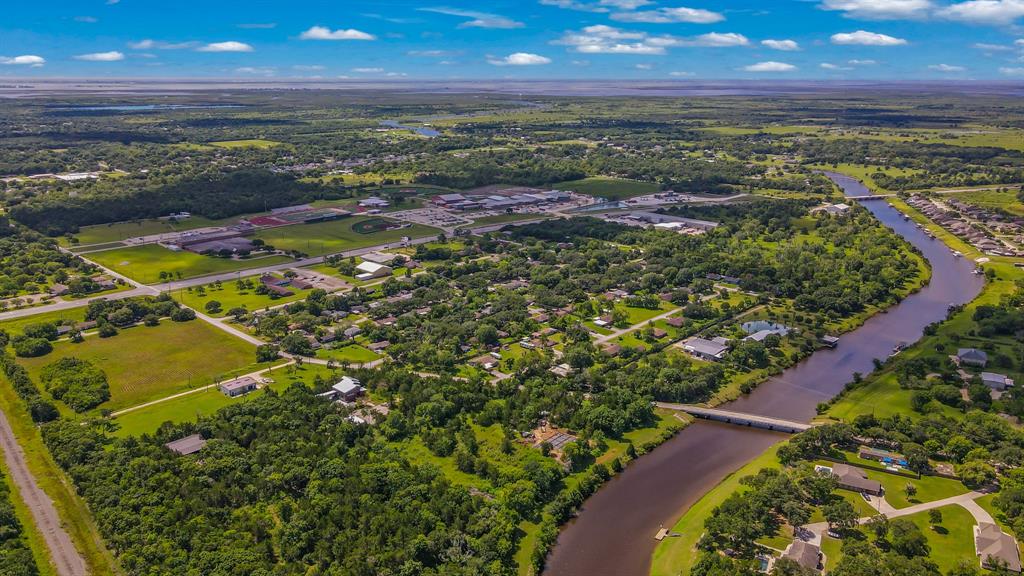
957;348;989;368
982;372;1014;391
681;337;730;361
824;464;883;496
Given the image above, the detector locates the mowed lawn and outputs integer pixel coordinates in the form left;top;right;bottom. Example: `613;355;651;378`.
208;139;282;149
61;217;221;247
554;176;660;200
174;275;314;316
252;217;440;257
86;244;294;284
111;363;334;437
18;320;263;412
0;308;87;337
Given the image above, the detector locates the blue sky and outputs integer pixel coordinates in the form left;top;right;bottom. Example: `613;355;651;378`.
2;0;1023;79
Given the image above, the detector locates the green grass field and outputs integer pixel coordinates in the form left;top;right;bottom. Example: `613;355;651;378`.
0;374;118;574
946;188;1024;217
111;363;332;437
208;138;282;149
650;445;784;576
0;308;87;337
253;217;439;257
86;244;293;284
901;505;977;573
18;320;264;412
61;216;222;246
315;343;381;364
173;274;314;316
554;177;661;200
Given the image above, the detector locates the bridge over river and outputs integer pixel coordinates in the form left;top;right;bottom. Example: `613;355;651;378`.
542;171;985;576
655;403;816;434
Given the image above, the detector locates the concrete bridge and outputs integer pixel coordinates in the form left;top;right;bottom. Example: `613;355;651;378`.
656;403;816;434
846;194;896;200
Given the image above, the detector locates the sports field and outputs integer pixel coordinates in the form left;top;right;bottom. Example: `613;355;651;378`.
86;244;294;284
554;177;660;200
252;216;439;257
17;320;265;412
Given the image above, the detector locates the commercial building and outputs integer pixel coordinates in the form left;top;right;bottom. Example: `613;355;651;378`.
355;261;392;280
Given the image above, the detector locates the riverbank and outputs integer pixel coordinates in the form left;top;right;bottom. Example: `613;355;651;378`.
542;173;984;576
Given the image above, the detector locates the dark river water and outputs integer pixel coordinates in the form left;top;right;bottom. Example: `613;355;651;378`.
542;172;985;576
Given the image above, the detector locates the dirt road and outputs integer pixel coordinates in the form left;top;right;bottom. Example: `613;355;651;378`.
0;408;87;576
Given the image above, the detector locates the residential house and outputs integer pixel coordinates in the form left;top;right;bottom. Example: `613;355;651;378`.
681;337;730;361
219;376;259;397
957;348;989;368
602;343;622;357
975;522;1022;573
665;316;685;328
342;326;362;339
823;464;883;496
367;340;390;352
165;434;207;456
331;376;365;403
782;541;821;572
982;372;1014;391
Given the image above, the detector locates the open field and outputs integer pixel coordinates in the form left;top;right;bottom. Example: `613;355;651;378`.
253;216;439;257
60;216;222;246
946;188;1024;217
86;244;293;284
0;308;87;337
111;363;333;437
17;320;264;412
208;138;282;149
173;274;314;316
315;343;381;364
554;177;660;200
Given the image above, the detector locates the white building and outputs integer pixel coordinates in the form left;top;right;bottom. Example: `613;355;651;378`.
355;261;393;280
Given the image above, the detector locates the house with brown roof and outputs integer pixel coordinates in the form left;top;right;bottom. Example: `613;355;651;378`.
665;316;685;328
976;522;1021;572
819;463;883;496
782;540;821;572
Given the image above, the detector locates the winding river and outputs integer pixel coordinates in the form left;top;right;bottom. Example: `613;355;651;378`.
543;172;985;576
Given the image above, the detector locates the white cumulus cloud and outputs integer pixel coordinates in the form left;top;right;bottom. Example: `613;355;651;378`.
821;62;853;70
762;39;800;51
419;8;524;29
819;0;933;19
488;52;552;66
611;6;725;24
683;32;749;47
299;26;376;41
743;61;797;72
938;0;1024;25
197;41;253;52
0;55;46;66
831;30;907;45
1000;66;1024;75
74;51;124;61
928;63;967;71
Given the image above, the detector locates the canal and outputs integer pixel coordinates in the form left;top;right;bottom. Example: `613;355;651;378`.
542;172;985;576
